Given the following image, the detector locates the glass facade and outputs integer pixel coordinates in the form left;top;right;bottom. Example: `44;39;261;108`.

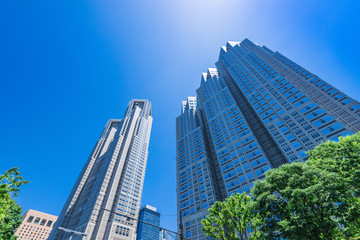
136;205;160;240
176;39;360;239
50;99;153;240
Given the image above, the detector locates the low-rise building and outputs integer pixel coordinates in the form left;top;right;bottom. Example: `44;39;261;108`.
15;209;57;240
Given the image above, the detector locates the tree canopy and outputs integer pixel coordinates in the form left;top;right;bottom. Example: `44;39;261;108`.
251;162;348;239
306;133;360;238
201;193;264;240
0;168;29;240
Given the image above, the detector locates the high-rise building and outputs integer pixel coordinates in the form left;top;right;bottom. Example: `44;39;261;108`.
15;209;57;240
50;99;153;240
176;39;360;239
159;229;170;240
136;205;160;240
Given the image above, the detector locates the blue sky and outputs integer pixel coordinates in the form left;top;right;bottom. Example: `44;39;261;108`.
1;0;359;232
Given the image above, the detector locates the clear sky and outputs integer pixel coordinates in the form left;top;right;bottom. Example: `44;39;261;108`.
1;0;359;232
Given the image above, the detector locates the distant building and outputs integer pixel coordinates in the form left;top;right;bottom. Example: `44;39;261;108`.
49;99;153;240
136;205;160;240
159;229;170;240
176;39;360;239
15;209;57;240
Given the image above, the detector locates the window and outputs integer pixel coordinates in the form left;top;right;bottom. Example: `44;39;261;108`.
292;141;301;149
240;176;246;182
243;164;250;170
286;134;295;140
27;216;34;223
342;99;352;105
201;193;206;199
321;123;343;135
40;219;46;226
34;217;41;224
300;103;316;113
306;109;324;119
351;104;360;111
247;172;254;179
313;116;333;127
335;94;344;100
281;127;289;133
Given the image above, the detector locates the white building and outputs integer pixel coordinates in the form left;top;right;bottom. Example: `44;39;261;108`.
50;100;153;240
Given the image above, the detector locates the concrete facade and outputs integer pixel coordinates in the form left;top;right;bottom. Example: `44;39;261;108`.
15;209;57;240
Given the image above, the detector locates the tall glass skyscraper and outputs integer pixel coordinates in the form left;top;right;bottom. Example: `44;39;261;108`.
176;39;360;239
136;205;160;240
50;99;153;240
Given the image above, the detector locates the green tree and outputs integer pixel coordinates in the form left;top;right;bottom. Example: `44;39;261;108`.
201;193;264;240
307;133;360;238
0;168;29;240
251;162;350;240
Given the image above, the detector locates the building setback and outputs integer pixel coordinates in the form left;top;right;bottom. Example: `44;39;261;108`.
49;99;153;240
15;209;57;240
136;205;160;240
176;39;360;239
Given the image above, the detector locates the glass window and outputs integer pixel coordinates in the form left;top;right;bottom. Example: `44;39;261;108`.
243;185;250;192
342;99;352;105
286;134;295;140
27;216;34;223
292;141;301;149
351;104;360;111
243;164;250;170
321;123;343;135
201;193;206;199
240;176;246;182
247;172;254;179
34;217;41;224
40;219;46;226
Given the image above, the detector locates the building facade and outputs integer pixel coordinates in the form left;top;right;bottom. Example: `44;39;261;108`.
159;229;170;240
15;209;57;240
176;39;360;239
50;99;153;240
136;205;160;240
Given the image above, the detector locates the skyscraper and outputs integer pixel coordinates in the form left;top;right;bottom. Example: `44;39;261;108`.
136;205;160;240
50;99;153;240
176;39;360;239
159;229;170;240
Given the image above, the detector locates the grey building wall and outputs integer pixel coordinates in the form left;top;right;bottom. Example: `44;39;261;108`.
50;99;153;240
176;39;360;239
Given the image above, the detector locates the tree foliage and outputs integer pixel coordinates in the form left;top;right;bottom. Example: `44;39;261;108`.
251;133;360;240
0;168;29;240
251;162;349;240
201;193;264;240
307;133;360;238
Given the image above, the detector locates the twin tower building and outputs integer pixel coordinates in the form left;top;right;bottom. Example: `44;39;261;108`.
50;39;360;240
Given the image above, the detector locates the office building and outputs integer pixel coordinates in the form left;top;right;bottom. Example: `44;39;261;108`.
50;99;153;240
136;205;160;240
159;229;170;240
176;39;360;239
15;209;57;240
